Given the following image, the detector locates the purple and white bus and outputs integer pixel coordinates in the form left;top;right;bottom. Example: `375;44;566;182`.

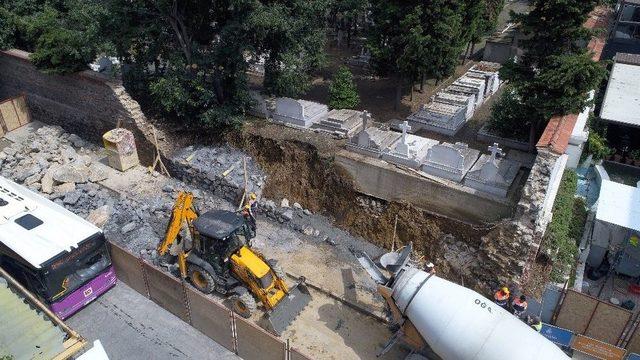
0;176;116;319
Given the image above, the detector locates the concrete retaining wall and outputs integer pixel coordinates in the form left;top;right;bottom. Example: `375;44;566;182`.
0;49;166;165
335;149;514;223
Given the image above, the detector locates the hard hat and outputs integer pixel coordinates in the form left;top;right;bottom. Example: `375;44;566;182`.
501;287;510;294
249;193;257;200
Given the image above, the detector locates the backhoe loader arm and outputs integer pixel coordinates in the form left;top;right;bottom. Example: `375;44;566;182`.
157;191;199;256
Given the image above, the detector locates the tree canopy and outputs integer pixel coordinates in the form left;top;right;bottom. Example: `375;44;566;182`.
329;66;360;109
493;0;606;145
1;0;330;131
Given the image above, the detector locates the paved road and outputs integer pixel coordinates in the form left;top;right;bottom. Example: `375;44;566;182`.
67;282;238;360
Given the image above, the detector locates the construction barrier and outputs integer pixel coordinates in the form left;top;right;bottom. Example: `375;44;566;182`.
0;94;30;137
572;334;626;360
108;242;302;360
554;290;632;345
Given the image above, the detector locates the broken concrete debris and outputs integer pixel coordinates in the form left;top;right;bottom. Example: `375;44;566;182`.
1;125;350;263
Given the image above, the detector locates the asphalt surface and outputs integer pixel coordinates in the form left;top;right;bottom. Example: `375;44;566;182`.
66;282;239;360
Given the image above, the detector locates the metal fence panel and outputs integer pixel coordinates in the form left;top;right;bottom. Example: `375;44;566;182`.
572;334;627;360
142;262;189;322
555;290;599;334
108;242;148;296
290;347;313;360
235;316;285;360
185;286;235;352
627;325;640;354
585;303;632;345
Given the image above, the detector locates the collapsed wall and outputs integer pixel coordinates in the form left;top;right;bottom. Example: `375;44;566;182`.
227;124;495;287
0;50;172;165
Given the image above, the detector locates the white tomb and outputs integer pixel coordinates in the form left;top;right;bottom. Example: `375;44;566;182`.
272;98;328;128
434;91;476;120
467;62;502;97
464;143;520;197
311;109;364;137
407;101;468;136
382;121;439;169
347;111;401;158
453;76;486;106
421;142;480;182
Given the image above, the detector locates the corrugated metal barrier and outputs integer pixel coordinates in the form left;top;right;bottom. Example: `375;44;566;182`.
108;242;312;360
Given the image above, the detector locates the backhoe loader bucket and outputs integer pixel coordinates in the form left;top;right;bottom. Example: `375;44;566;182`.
266;280;312;335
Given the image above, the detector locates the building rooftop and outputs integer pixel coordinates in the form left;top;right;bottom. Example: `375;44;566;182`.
536;114;578;155
600;54;640;127
596;180;640;232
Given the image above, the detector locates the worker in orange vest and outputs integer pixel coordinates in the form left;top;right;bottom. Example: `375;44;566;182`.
494;287;510;309
512;295;528;318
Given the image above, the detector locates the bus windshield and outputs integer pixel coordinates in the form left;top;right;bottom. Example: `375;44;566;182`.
42;233;111;302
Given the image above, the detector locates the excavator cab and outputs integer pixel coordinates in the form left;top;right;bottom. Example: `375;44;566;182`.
158;192;310;335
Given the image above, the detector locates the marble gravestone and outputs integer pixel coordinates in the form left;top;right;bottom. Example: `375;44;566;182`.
434;91;476;120
452;76;486;107
467;62;502;97
421;142;480;182
347;111;401;157
312;109;364;138
382;121;439;169
464;143;520;197
272;98;328;128
407;101;468;136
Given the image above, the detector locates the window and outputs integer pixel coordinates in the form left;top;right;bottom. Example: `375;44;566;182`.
14;214;43;230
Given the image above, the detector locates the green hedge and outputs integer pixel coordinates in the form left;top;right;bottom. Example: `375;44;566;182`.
544;170;587;282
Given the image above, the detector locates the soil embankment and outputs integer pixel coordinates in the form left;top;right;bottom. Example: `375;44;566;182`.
228;121;492;284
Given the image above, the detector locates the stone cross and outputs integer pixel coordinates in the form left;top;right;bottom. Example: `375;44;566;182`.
399;121;411;142
361;110;371;130
488;143;504;161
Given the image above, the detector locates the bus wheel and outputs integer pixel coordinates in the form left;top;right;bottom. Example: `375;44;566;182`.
188;265;215;294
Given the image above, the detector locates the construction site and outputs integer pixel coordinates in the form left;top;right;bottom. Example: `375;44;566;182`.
2;2;640;359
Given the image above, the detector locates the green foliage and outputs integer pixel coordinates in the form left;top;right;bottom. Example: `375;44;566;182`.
544;170;585;282
250;0;329;97
486;86;531;141
586;131;611;161
102;0;328;131
497;0;605;145
329;66;360;109
479;0;506;34
367;0;469;83
631;149;640;161
1;0;107;74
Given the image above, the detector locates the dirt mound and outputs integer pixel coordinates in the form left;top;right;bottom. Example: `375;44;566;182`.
229;123;490;283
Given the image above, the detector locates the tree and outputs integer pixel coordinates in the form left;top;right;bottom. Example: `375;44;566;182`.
0;0;107;74
329;66;360;109
495;0;606;146
101;0;329;130
367;0;468;109
330;0;368;48
249;0;329;98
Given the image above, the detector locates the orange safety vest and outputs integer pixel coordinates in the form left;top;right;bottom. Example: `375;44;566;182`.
513;299;528;311
494;291;509;303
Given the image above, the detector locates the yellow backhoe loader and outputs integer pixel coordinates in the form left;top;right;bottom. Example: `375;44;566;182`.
157;192;310;334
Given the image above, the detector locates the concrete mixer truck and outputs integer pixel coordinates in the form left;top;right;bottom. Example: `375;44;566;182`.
356;243;570;360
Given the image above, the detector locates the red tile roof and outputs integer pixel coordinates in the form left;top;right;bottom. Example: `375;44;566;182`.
536;114;579;155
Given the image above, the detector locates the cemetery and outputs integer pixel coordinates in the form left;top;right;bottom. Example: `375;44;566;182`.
406;61;502;137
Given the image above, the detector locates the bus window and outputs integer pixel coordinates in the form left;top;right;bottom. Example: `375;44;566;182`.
42;235;111;302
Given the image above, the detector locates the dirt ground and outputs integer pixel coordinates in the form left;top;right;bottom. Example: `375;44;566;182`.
1;122;410;360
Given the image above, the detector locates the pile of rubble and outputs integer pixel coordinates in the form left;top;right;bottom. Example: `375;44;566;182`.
0;126;114;214
170;146;267;203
